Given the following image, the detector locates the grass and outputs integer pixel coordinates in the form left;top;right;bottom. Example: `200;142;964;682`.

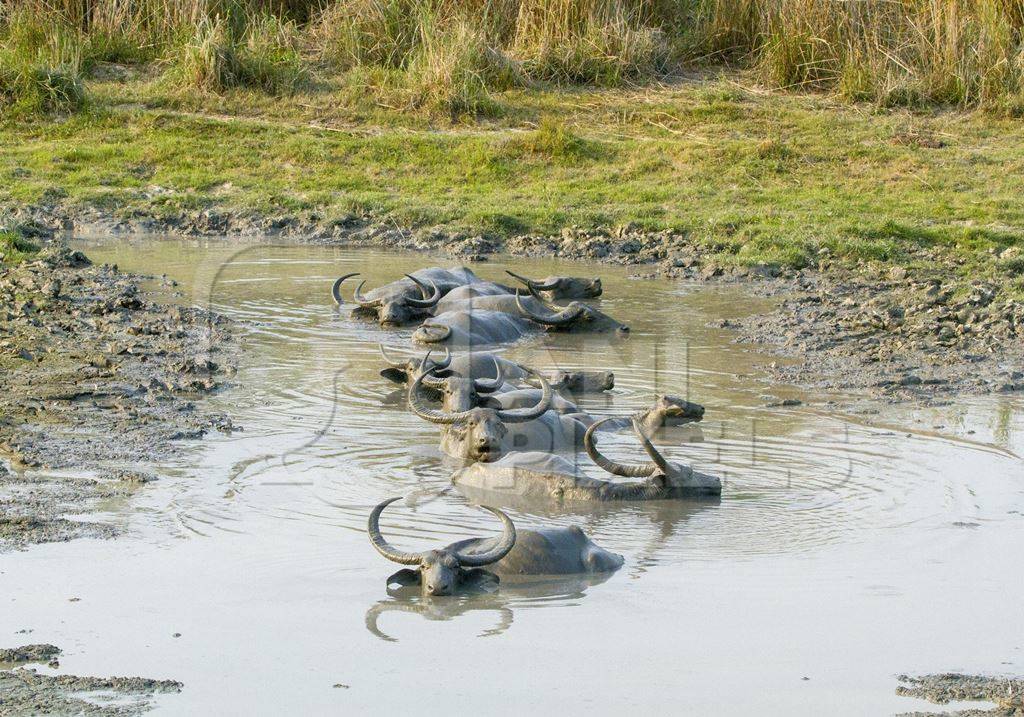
4;0;1024;116
1;1;1023;290
0;229;39;265
1;69;1023;289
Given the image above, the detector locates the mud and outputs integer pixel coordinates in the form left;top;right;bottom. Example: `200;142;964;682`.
6;203;1021;404
0;644;61;667
897;673;1024;716
0;662;181;716
730;268;1024;403
0;241;237;550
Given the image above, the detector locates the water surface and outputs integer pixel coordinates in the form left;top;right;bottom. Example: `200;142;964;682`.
2;240;1022;715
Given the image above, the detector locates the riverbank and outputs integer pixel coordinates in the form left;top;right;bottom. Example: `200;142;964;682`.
3;68;1023;397
6;199;1024;405
0;241;237;550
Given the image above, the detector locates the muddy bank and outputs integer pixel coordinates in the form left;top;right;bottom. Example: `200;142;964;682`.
0;643;181;716
0;241;237;550
5;203;1023;404
729;268;1024;403
897;673;1024;716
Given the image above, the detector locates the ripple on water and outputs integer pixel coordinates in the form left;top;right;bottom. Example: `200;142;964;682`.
78;243;1022;572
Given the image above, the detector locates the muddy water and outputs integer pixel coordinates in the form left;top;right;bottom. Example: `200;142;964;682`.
3;240;1023;715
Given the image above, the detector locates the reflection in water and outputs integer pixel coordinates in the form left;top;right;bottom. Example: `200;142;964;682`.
74;239;1024;566
3;238;1020;715
365;573;616;642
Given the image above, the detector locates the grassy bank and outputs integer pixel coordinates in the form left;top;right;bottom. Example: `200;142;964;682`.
1;1;1023;291
1;69;1023;288
0;230;38;266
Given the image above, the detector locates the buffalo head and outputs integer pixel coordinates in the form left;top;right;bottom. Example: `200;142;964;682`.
506;270;602;299
515;292;629;335
408;355;552;462
418;356;506;412
332;272;441;326
368;497;517;596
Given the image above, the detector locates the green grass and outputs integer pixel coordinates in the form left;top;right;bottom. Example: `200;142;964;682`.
0;230;39;265
2;70;1023;288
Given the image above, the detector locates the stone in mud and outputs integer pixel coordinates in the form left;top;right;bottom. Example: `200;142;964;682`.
0;644;61;665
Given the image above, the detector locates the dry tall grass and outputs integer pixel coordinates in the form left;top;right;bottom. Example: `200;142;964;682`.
3;0;1024;113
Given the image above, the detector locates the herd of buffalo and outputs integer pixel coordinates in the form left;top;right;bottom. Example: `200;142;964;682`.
332;265;722;596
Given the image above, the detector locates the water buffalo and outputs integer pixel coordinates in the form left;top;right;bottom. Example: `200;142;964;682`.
506;270;602;300
514;292;629;335
379;345;615;399
333;266;478;326
432;281;520;314
598;395;706;434
452;416;721;503
412;309;538;348
435;291;628;336
525;368;615;393
408;363;588;461
417;356;579;415
378;345;526;386
368;497;623;596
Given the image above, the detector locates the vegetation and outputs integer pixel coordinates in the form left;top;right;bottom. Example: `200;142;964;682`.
1;0;1022;283
2;0;1024;116
0;229;39;265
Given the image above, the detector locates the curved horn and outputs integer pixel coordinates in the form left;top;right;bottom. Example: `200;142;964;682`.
430;346;452;370
379;343;405;368
584;418;657;478
472;356;504;393
516;292;585;327
454;506;516;566
420;372;449;389
506;270;558;292
415;346;452;386
404;275;441;308
368;497;424;565
407;361;473;424
416;323;452;344
495;366;551;423
631;416;670;473
353;280;382;307
332;273;359;304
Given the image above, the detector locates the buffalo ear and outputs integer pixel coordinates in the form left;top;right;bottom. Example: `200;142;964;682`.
380;367;409;384
387;569;421;589
461;568;499;593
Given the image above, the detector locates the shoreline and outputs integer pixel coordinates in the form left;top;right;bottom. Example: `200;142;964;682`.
0;241;238;551
9;202;1023;404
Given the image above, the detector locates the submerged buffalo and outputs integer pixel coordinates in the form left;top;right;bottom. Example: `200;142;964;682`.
452;416;722;503
378;345;615;397
333;266;478;326
412;309;537;348
506;270;602;300
514;293;629;335
431;281;520;314
368;497;623;596
411;297;627;347
416;356;579;415
408;363;588;461
527;368;615;393
599;395;706;435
